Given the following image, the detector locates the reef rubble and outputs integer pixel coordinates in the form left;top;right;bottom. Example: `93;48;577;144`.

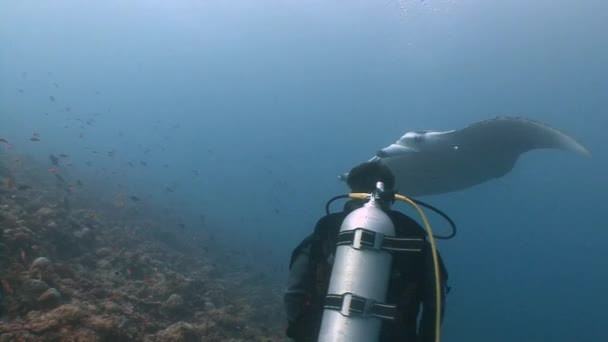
0;156;286;341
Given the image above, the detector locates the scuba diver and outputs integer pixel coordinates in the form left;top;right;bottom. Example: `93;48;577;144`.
284;161;449;341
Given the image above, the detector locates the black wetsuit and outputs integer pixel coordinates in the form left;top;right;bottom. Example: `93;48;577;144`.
284;201;448;342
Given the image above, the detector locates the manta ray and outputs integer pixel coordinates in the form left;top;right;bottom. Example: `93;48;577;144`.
339;117;591;197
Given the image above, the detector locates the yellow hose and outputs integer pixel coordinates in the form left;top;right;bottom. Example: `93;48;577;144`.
349;192;442;342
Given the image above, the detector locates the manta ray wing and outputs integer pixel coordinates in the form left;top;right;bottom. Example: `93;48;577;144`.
340;117;590;197
448;117;591;157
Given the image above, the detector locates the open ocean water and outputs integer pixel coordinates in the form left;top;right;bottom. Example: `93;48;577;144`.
1;0;606;341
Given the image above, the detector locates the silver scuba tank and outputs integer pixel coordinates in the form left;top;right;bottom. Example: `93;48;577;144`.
317;184;396;342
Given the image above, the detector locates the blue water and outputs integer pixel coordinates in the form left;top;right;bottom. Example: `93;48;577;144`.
1;0;606;340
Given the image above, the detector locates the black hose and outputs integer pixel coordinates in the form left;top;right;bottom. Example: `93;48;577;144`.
324;194;457;240
410;198;457;240
325;194;350;215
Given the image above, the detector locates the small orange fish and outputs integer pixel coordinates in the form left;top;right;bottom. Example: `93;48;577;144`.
1;279;13;294
20;248;26;263
127;268;132;276
49;167;59;174
109;293;121;301
114;200;125;208
3;178;13;190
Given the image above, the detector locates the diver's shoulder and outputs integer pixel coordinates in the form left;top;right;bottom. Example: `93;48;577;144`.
388;210;426;234
313;212;347;233
317;212;348;224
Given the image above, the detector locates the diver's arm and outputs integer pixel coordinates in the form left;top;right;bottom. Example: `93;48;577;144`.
283;242;312;322
284;215;338;340
284;232;323;340
418;244;447;342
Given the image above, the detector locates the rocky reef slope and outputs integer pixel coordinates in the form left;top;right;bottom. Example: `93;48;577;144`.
0;156;286;341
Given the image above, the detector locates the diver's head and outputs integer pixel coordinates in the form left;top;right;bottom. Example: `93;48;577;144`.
346;161;395;193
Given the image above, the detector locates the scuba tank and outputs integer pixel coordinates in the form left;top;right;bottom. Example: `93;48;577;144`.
317;182;399;342
318;181;451;342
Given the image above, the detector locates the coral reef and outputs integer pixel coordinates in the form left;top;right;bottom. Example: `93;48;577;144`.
0;156;287;341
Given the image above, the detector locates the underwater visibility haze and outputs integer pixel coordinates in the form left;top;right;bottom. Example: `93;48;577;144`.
1;0;606;341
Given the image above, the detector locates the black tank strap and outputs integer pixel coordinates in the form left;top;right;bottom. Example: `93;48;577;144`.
336;228;425;252
324;293;397;320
